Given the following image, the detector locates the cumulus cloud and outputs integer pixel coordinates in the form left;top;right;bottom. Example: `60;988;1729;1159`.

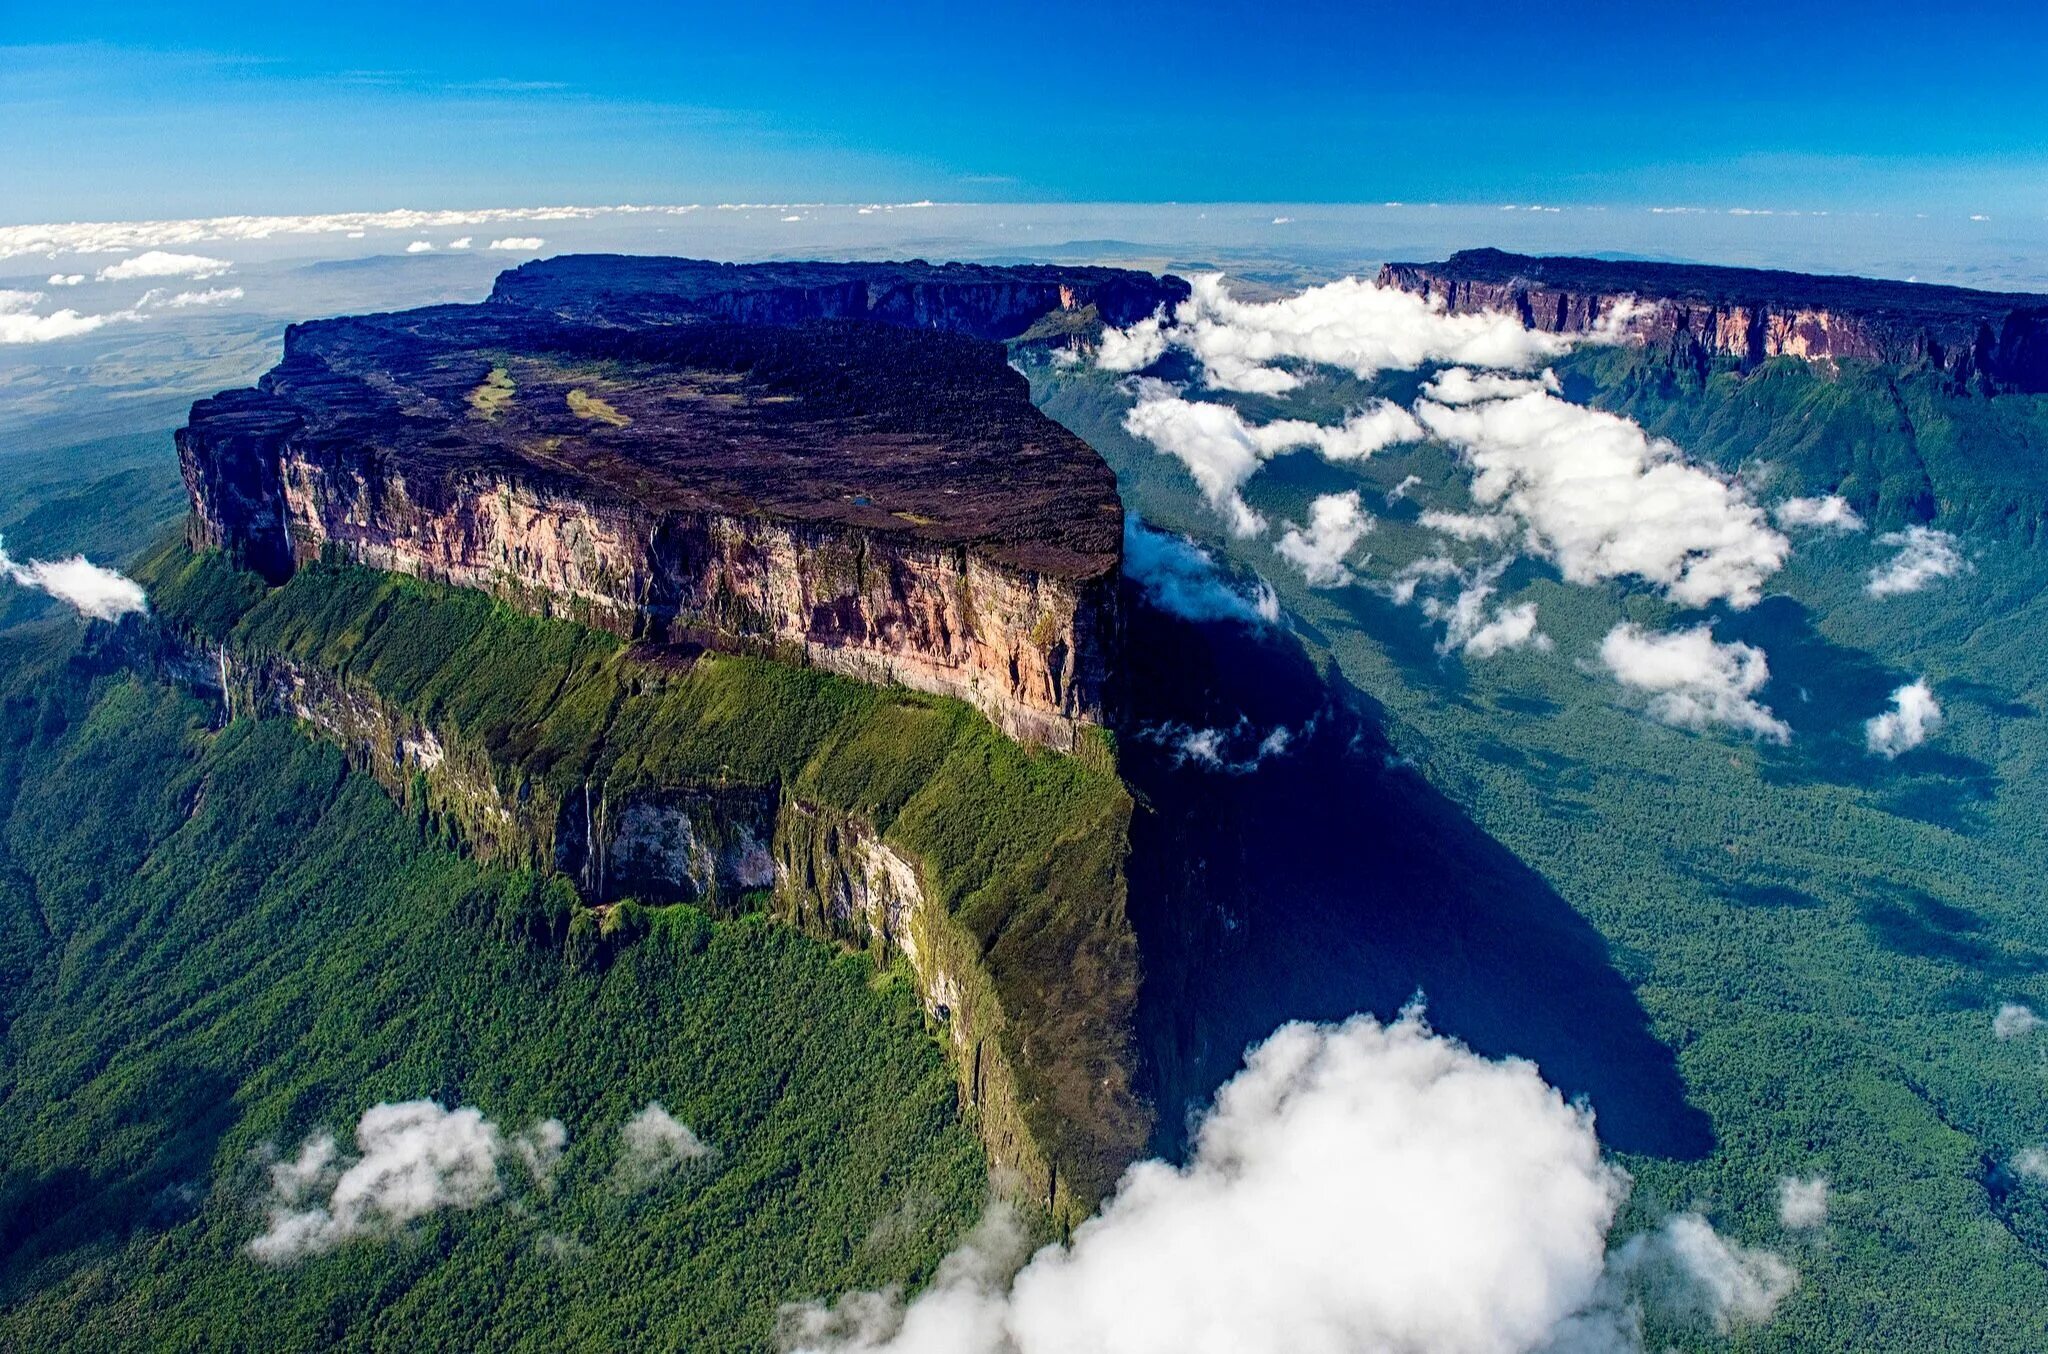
1122;520;1278;627
1121;383;1419;536
1387;473;1422;502
1416;389;1787;609
1777;1176;1830;1230
1427;582;1551;660
449;236;473;249
782;1009;1791;1354
95;250;231;282
1139;718;1296;774
0;205;702;262
406;240;436;253
1096;313;1168;373
1422;366;1560;405
1101;274;1593;394
249;1101;557;1263
141;286;245;310
0;535;148;619
490;236;547;251
1864;679;1943;758
1274;491;1372;586
2015;1148;2048;1182
1866;526;1966;597
0;288;140;344
47;273;83;286
1775;495;1866;532
1993;1003;2043;1040
1599;623;1790;742
1421;509;1521;544
614;1102;712;1192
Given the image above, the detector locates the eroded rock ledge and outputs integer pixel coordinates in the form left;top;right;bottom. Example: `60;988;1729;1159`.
1381;247;2048;390
178;257;1188;748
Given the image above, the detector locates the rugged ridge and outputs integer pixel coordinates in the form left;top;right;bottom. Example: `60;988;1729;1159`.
1381;247;2048;391
177;258;1186;748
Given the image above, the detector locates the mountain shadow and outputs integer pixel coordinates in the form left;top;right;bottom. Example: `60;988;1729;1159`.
1119;591;1715;1163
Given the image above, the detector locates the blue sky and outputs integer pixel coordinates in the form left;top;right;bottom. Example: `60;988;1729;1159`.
5;0;2045;222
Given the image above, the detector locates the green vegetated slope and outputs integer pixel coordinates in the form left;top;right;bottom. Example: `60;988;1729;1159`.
0;428;187;628
0;625;982;1351
1033;355;2048;1351
137;540;1143;1215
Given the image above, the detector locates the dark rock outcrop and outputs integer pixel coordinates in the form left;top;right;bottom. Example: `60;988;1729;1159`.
178;258;1188;748
1381;248;2048;391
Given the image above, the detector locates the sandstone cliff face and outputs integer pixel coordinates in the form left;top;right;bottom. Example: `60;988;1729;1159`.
172;636;1105;1219
1382;248;2048;390
176;258;1176;750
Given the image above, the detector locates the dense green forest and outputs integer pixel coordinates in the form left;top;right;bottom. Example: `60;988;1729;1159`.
1032;353;2048;1350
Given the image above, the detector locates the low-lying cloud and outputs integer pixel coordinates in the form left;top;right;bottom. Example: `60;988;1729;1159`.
1100;274;1591;394
1138;718;1296;774
1777;1176;1830;1230
1866;526;1966;597
1424;569;1552;659
249;1101;565;1263
1274;491;1372;587
1599;623;1790;742
1992;1003;2042;1040
1775;495;1866;532
781;1009;1793;1354
614;1101;712;1192
95;249;232;282
490;236;547;251
1122;520;1279;627
1121;381;1419;536
0;536;148;619
1416;386;1788;609
1864;679;1943;758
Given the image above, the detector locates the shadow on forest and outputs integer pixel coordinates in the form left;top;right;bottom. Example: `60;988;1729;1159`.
1119;591;1716;1163
0;1063;234;1295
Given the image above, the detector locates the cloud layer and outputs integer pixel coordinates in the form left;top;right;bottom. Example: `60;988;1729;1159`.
1599;623;1789;742
1867;527;1966;597
0;537;148;619
250;1101;564;1263
1864;679;1943;758
1100;274;1590;393
1122;521;1279;627
783;1010;1793;1354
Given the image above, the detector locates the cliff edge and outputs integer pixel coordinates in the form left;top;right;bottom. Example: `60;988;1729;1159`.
1381;247;2048;391
178;257;1189;749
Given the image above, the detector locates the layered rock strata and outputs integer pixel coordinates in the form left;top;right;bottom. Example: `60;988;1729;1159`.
1382;247;2048;390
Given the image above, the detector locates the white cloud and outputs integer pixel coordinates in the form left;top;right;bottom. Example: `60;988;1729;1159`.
0;535;148;619
1123;520;1278;627
1866;526;1966;597
1421;509;1520;544
1417;390;1788;609
1777;1177;1830;1230
95;249;231;282
1775;495;1866;532
0;204;704;261
248;1101;551;1263
448;236;473;249
1422;366;1560;405
46;273;83;286
1096;314;1168;372
406;240;436;253
1101;274;1592;394
142;286;245;310
615;1102;712;1192
1599;623;1790;742
489;236;546;251
1387;473;1422;502
1993;1003;2043;1040
1417;561;1552;659
1141;718;1297;774
0;289;140;344
1864;679;1943;758
1389;553;1462;607
1120;383;1419;536
2015;1148;2048;1181
782;1010;1790;1354
515;1119;569;1192
1274;491;1371;586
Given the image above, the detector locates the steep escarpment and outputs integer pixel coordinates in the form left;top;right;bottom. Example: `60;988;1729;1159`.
178;258;1187;749
488;254;1190;339
1382;247;2048;392
137;542;1145;1224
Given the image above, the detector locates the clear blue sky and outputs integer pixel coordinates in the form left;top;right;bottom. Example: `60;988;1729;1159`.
5;0;2044;222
